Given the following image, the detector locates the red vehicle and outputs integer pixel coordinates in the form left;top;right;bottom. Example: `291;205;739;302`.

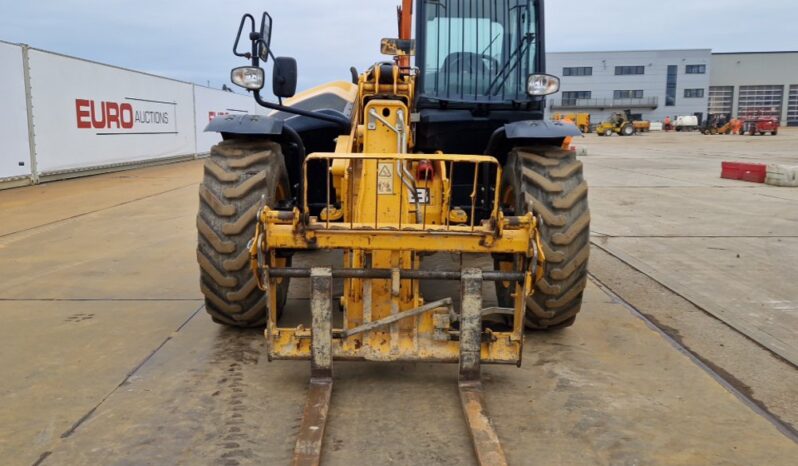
740;113;780;136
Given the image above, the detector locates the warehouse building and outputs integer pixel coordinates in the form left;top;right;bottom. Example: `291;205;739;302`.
546;49;712;124
547;49;798;127
710;52;798;126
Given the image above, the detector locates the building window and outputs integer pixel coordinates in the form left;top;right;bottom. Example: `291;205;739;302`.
561;91;592;105
686;64;706;74
563;67;592;77
614;90;644;99
738;85;784;119
615;65;645;75
708;86;734;118
684;88;705;98
665;65;678;106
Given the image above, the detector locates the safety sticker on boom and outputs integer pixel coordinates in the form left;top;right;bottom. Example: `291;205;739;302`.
377;162;394;194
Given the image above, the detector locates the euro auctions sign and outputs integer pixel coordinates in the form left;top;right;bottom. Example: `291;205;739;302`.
75;97;177;134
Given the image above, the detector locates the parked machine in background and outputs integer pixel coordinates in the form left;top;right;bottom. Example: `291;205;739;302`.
596;110;635;136
741;113;780;136
198;1;589;463
552;112;591;133
701;114;733;135
633;120;651;133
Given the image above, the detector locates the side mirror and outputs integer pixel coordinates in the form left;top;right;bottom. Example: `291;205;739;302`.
273;57;297;98
258;11;273;62
380;38;416;56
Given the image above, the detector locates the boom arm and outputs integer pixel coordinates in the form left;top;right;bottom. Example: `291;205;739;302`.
397;0;413;68
399;0;413;39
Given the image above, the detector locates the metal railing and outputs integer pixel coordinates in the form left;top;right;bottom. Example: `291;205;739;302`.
551;97;659;110
303;152;502;232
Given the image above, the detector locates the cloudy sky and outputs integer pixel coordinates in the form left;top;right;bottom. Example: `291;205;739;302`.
1;0;795;92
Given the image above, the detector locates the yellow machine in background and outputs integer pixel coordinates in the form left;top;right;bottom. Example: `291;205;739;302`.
552;112;591;133
596;111;636;136
633;120;652;132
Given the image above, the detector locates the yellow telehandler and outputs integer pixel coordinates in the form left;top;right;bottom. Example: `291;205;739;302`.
198;2;589;463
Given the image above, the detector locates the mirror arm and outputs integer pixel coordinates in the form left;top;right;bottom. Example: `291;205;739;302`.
233;14;256;57
253;91;351;132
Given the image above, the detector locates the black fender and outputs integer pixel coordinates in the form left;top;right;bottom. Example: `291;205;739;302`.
205;113;284;136
504;120;582;139
485;120;582;166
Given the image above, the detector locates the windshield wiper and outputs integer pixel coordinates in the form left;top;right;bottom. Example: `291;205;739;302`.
486;32;535;96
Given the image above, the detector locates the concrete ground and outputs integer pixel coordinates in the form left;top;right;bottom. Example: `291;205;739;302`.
0;130;797;465
580;130;798;366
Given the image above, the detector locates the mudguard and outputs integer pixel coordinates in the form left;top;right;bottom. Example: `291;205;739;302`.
504;120;582;139
205;114;284;136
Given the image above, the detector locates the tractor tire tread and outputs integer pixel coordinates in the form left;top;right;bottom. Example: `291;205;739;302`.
223;170;268;199
552;181;588;210
223;248;251;272
199;184;236;217
197;250;238;288
197;216;236;254
222;203;259;236
227;150;273;169
503;146;590;330
522;166;565;193
552;211;590;246
550;161;583;179
524;193;567;227
197;139;289;328
519;151;560;167
204;159;239;183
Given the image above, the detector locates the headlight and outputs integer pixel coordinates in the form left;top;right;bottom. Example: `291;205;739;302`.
527;74;560;96
231;66;265;90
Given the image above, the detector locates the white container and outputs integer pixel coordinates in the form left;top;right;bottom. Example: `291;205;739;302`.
0;41;32;181
675;116;698;128
28;49;197;175
649;122;663;131
766;164;798;187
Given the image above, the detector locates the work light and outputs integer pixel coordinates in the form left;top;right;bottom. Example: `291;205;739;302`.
527;74;560;96
231;66;265;90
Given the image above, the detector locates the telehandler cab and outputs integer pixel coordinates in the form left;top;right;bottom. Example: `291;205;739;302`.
197;1;589;463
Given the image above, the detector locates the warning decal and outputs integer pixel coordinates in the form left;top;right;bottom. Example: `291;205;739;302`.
377;162;394;194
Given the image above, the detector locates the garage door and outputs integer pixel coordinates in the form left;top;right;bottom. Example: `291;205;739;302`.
788;85;798;127
708;86;733;118
737;85;783;119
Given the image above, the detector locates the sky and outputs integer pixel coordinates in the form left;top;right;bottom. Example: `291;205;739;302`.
0;0;795;93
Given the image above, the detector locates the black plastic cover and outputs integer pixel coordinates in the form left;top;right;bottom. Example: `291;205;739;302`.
205;113;284;135
504;120;582;139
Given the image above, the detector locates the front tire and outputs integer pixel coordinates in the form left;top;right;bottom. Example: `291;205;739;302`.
496;146;590;330
197;138;291;327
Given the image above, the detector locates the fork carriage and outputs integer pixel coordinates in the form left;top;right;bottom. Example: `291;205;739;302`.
252;151;545;366
250;150;544;466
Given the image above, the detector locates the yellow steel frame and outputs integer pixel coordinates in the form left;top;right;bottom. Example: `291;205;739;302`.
250;62;543;366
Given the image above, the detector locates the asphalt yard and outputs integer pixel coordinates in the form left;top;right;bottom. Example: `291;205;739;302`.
1;129;797;465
